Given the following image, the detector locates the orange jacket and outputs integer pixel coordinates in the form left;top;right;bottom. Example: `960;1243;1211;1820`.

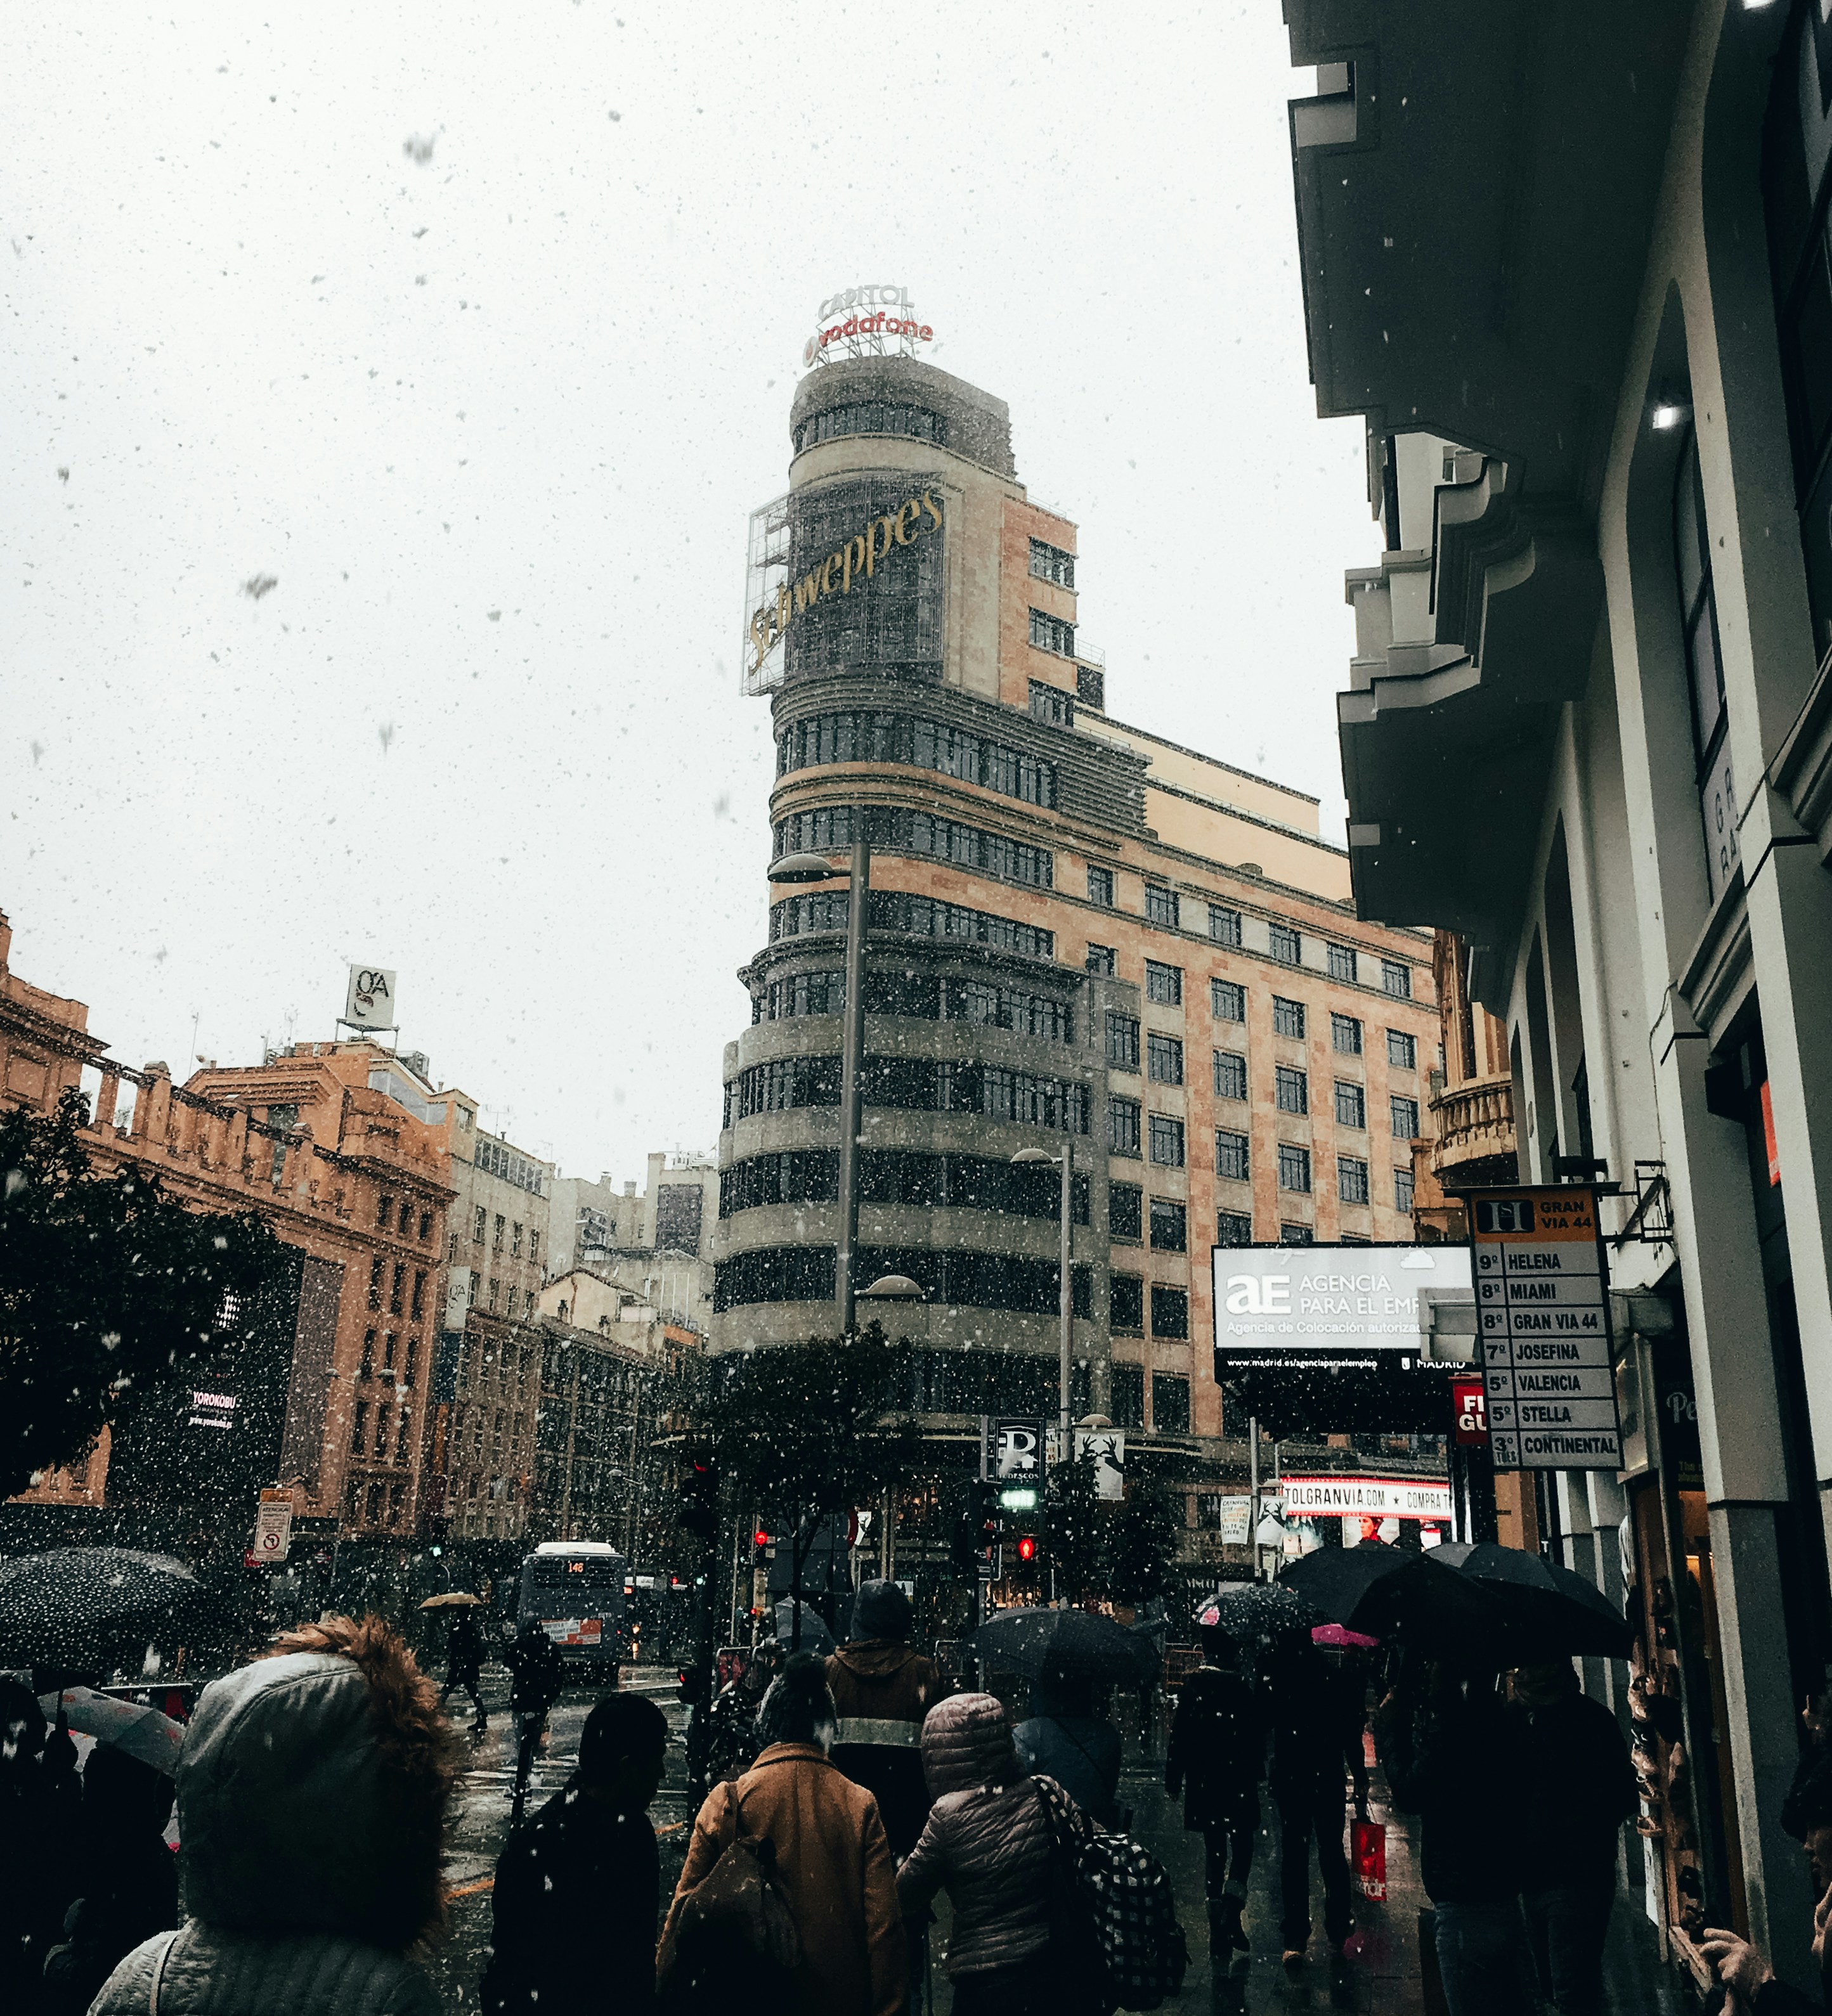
658;1743;907;2016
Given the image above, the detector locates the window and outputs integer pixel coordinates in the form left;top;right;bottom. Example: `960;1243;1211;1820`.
1217;1209;1252;1246
367;1255;383;1310
410;1269;427;1319
1211;979;1245;1023
1332;1012;1363;1056
1213;1050;1247;1101
1145;961;1183;1005
1391;1095;1420;1139
1145;884;1179;929
1395;1165;1415;1212
1029;609;1076;658
1387;1029;1417;1070
1327;943;1358;983
488;1278;500;1311
1106;1011;1140;1070
1108;1097;1141;1158
792;400;945;453
1197;1492;1225;1530
1087;864;1114;907
398;1198;413;1234
1111;1274;1145;1331
775;805;1051;890
529;1229;540;1261
1216;1130;1250;1182
1150;1198;1187;1251
510;1222;523;1257
418;1208;432;1241
360;1328;376;1380
448;1233;458;1261
1272;996;1305;1039
1109;1182;1143;1241
1086;943;1115;975
1270;923;1301;965
1278;1144;1311;1193
1382;959;1413;1000
1274;1064;1308;1115
1147;1033;1184;1085
1280;1221;1314;1244
1153;1374;1191;1434
1338;1155;1370;1205
1150;1286;1190;1340
1077;662;1104;709
377;1193;393;1229
1208;905;1242;947
351;1400;368;1453
1334;1081;1366;1129
1148;1115;1185;1166
493;1213;505;1250
472;1205;486;1244
1030;536;1075;588
389;1264;405;1315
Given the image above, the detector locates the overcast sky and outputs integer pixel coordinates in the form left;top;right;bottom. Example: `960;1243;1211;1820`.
2;3;1375;1182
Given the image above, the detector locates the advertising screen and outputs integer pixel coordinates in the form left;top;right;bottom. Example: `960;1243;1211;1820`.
1212;1243;1473;1372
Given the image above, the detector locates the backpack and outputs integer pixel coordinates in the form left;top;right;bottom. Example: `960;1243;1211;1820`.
1035;1775;1189;2012
657;1788;801;2013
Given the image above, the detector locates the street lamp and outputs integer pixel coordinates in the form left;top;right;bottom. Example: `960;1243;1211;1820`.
1010;1146;1074;1464
767;820;869;1334
859;1274;925;1302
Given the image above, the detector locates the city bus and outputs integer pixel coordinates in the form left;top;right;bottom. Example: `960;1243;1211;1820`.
515;1542;630;1680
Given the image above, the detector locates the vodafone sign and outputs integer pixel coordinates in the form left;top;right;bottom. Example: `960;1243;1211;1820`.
803;285;936;369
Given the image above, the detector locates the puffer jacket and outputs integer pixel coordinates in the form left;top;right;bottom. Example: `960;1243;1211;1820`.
896;1692;1068;1978
91;1650;444;2016
827;1640;946;1859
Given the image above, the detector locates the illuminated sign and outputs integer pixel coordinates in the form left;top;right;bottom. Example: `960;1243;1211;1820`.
745;488;942;681
1211;1243;1473;1372
1279;1475;1453;1520
803;286;936;369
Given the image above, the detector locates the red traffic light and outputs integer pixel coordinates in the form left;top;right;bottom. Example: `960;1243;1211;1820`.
753;1530;770;1548
1016;1535;1037;1563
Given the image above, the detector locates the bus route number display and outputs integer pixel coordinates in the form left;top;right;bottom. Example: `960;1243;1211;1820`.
1469;1188;1622;1472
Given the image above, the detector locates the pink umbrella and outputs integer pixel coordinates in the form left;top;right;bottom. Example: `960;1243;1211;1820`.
1311;1623;1379;1650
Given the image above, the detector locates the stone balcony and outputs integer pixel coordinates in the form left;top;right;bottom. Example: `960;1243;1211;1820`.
1429;1073;1516;1179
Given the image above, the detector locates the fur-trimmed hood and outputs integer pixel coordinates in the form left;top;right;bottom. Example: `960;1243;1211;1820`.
177;1617;457;1951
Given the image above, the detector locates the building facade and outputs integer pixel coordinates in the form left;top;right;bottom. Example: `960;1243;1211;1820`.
1284;0;1832;1982
713;358;1442;1554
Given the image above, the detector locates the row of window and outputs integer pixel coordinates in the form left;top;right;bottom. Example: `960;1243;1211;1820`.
1110;1277;1188;1339
774;804;1051;889
1109;1184;1191;1252
771;889;1055;962
1030;536;1075;590
1084;869;1415;994
366;1256;429;1320
349;1396;414;1466
1216;1178;1414;1241
752;969;1075;1041
791;401;945;455
357;1326;420;1386
713;1243;1095;1315
776;709;1057;810
375;1193;436;1243
719;1147;1092;1222
474;1137;546;1196
1029;608;1076;657
1100;966;1420;1069
469;1205;542;1261
723;1054;1091;1134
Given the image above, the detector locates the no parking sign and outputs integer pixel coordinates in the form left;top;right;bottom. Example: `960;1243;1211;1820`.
249;1490;293;1566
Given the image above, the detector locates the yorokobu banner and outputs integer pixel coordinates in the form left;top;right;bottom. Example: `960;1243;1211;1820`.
1211;1243;1473;1373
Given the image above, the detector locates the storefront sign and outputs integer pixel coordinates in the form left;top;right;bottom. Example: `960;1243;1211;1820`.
1469;1188;1622;1471
1451;1374;1488;1445
746;488;942;679
1280;1475;1453;1520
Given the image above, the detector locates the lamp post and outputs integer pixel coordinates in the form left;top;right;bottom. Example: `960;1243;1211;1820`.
1010;1145;1074;1464
768;826;871;1334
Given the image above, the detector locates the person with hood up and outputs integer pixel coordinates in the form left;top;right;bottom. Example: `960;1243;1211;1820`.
826;1580;945;1859
1012;1669;1122;1830
88;1613;463;2016
483;1693;668;2014
1266;1630;1356;1970
503;1618;566;1825
0;1680;80;2016
897;1691;1101;2016
41;1747;179;2016
659;1652;906;2016
1166;1622;1263;1968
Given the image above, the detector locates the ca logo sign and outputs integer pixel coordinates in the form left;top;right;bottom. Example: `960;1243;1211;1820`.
1226;1274;1290;1315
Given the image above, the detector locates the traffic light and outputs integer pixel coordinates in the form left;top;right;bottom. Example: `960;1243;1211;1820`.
1015;1534;1037;1566
951;1481;1002;1576
679;1455;719;1541
752;1528;772;1568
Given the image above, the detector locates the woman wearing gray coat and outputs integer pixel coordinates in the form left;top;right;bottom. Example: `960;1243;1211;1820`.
89;1614;464;2016
897;1691;1103;2016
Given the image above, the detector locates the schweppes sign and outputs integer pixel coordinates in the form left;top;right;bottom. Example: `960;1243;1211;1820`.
747;489;942;678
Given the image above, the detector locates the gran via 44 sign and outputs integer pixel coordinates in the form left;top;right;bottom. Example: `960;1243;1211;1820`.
1467;1188;1623;1472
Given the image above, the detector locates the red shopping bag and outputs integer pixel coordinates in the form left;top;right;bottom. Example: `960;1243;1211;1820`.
1351;1816;1387;1901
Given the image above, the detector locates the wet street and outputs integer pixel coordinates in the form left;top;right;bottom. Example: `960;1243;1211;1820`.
426;1670;1691;2015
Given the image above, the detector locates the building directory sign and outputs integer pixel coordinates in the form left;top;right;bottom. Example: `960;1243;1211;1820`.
1211;1243;1473;1372
1467;1188;1622;1471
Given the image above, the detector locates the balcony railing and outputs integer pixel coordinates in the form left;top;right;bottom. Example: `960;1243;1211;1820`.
1429;1073;1516;1176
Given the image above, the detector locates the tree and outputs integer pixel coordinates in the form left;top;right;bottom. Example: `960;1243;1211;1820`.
1043;1450;1108;1605
699;1323;921;1648
1105;1468;1185;1606
0;1089;287;1501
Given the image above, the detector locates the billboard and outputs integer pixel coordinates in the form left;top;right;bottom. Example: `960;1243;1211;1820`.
344;964;397;1029
1212;1243;1473;1372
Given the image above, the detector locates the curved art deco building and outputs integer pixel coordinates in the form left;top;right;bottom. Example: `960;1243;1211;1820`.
714;355;1440;1461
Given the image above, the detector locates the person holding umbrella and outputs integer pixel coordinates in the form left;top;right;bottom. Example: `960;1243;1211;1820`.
1166;1620;1263;1969
1012;1667;1122;1830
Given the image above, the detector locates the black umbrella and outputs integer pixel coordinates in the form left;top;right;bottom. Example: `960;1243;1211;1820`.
972;1605;1157;1683
1443;1544;1633;1660
0;1549;200;1664
1193;1581;1321;1655
1280;1540;1497;1644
